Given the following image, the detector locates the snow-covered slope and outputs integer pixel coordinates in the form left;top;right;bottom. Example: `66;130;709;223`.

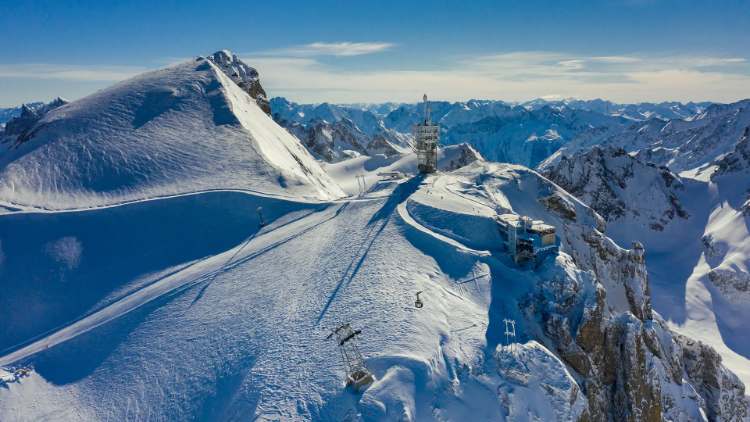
542;146;688;231
0;55;747;420
1;159;746;420
0;52;343;210
322;143;482;197
544;143;750;392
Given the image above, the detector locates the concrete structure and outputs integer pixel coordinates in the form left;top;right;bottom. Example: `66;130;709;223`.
496;213;559;264
415;94;439;174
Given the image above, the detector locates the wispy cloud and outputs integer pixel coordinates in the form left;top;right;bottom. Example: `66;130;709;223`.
0;63;147;81
590;56;642;64
245;51;750;103
262;41;395;57
2;50;747;105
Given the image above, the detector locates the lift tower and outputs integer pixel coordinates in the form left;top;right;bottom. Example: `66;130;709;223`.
327;323;374;391
415;94;439;174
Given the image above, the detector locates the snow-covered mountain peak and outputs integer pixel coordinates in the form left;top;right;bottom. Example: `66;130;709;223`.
0;55;343;210
542;146;688;231
552;98;750;173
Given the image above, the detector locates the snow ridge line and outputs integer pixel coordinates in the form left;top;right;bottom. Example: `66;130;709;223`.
395;201;490;257
0;188;322;216
190;231;261;306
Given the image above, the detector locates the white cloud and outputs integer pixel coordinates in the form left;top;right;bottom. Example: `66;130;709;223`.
262;41;395;57
590;56;642;64
0;63;147;81
2;50;747;105
244;51;750;103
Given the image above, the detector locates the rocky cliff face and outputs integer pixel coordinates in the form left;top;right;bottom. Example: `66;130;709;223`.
421;163;747;421
523;218;748;421
441;143;483;171
206;50;271;115
480;164;747;421
541;146;688;231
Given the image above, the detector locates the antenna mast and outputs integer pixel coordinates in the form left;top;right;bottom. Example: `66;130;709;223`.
423;93;431;124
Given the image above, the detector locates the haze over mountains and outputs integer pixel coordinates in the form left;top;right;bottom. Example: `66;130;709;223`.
0;51;748;421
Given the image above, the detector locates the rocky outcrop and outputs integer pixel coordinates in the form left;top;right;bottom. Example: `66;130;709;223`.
713;126;750;179
441;143;482;171
206;50;271;115
522;246;748;421
518;172;746;420
708;269;750;304
542;146;688;231
1;97;67;145
677;335;749;421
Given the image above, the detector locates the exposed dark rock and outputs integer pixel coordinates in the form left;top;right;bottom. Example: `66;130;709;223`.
206;50;271;115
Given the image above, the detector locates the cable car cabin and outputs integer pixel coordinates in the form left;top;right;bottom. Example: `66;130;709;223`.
377;171;405;180
495;213;560;264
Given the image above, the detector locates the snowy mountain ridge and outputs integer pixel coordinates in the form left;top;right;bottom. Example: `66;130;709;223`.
0;102;46;129
271;97;411;162
541;146;688;231
550;99;750;174
543;140;750;400
0;53;343;211
272;97;637;168
0;51;748;421
271;97;741;171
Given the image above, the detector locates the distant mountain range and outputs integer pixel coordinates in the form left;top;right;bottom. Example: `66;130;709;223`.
1;51;748;421
0;102;45;128
269;97;731;168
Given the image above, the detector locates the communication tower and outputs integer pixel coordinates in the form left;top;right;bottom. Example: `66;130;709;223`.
415;94;439;174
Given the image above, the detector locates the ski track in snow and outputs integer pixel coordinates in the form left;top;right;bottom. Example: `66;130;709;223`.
0;200;345;367
0;174;504;420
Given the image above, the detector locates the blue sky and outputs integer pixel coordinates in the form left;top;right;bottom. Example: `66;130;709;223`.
1;0;749;106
